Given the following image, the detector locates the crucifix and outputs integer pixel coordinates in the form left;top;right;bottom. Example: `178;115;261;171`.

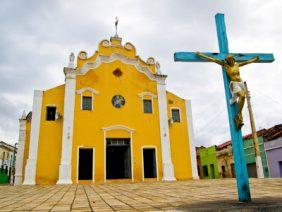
174;13;274;202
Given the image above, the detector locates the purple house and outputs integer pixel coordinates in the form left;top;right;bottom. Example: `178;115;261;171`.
264;124;282;178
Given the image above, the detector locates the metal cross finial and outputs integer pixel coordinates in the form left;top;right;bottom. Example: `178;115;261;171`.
115;17;119;36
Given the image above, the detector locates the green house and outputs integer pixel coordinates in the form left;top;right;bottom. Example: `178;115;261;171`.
244;136;269;178
199;146;219;179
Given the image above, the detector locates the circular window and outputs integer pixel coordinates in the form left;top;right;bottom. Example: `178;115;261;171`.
112;95;125;108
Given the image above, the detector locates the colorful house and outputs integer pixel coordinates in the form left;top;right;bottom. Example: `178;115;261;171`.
0;141;17;183
198;145;219;179
243;132;269;178
216;141;235;178
264;124;282;178
15;34;199;185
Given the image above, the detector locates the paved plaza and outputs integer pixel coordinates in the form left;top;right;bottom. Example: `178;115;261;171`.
0;178;281;211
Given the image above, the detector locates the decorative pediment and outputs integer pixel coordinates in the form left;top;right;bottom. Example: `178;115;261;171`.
138;92;157;99
75;37;165;81
76;87;99;95
77;53;158;81
102;125;135;133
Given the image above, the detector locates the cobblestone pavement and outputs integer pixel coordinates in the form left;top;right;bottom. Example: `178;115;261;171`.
0;178;281;211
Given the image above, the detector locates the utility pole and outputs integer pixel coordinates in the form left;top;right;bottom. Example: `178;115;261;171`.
244;81;264;178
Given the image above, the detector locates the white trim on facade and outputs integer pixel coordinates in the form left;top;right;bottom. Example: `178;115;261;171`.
102;125;134;183
138;92;157;99
156;75;176;181
102;125;135;133
76;87;99;95
57;68;77;184
78;53;158;81
141;146;159;182
23;90;43;185
138;92;157;114
14;111;27;185
77;87;99;111
185;99;199;180
76;146;95;183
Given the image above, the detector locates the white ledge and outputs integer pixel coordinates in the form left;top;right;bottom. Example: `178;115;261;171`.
77;53;157;81
76;87;99;95
138;92;157;98
102;125;135;133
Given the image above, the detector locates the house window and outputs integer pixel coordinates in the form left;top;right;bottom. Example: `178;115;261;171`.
171;109;180;122
143;99;152;113
46;106;56;121
82;96;92;110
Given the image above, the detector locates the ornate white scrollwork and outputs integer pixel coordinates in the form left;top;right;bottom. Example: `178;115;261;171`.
78;51;88;60
124;42;134;51
101;40;110;47
147;57;155;65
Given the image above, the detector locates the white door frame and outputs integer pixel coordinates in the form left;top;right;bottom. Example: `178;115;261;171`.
102;125;135;183
76;146;95;183
141;146;159;181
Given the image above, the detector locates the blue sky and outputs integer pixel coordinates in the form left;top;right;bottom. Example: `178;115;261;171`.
0;0;281;146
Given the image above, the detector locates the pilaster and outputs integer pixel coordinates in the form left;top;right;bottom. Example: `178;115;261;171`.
155;74;176;181
185;100;199;180
14;111;27;185
57;67;76;184
23;90;43;185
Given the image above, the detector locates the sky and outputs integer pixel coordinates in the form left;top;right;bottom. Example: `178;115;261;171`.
0;0;281;147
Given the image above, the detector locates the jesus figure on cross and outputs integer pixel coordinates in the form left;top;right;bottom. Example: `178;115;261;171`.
196;52;259;130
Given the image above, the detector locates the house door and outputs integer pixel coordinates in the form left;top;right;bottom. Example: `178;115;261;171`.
210;164;215;179
143;148;157;178
78;148;93;180
247;163;257;178
106;138;131;179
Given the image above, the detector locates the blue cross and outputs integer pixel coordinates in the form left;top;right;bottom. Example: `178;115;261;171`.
174;13;274;202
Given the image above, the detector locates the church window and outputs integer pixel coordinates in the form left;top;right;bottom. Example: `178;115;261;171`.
112;95;125;108
171;108;181;122
46;106;56;121
82;96;92;110
143;99;152;113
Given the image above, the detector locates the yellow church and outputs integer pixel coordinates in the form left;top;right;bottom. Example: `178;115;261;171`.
14;34;199;185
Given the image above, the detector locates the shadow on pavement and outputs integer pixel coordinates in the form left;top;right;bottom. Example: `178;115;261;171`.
177;197;282;211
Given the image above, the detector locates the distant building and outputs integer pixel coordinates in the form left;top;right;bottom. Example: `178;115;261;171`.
216;141;235;178
198;145;219;179
197;128;272;179
0;141;17;183
243;130;269;178
264;124;282;178
196;146;205;178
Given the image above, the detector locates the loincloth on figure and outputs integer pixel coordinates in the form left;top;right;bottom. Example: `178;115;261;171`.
229;81;246;104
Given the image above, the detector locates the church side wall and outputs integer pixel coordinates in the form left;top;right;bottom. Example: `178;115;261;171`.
35;85;65;184
167;92;192;180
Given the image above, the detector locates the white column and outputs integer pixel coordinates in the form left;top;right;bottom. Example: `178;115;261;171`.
156;75;175;181
57;67;76;184
256;156;264;178
23;90;43;185
14;111;27;185
185;100;199;180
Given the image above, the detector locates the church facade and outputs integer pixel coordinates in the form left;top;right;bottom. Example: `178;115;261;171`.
15;35;198;185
